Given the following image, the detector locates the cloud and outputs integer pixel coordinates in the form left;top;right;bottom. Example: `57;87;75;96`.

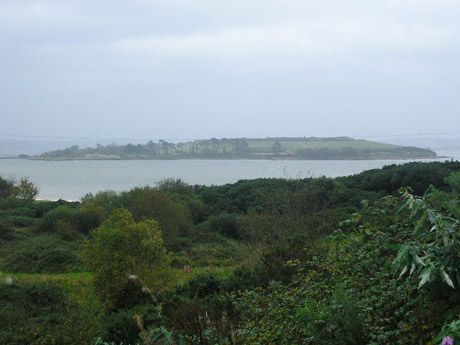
0;0;459;139
113;18;451;61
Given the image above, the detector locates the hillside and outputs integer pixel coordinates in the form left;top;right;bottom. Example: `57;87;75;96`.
34;137;437;160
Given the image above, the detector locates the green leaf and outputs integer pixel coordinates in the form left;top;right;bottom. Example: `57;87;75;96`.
399;265;408;277
414;255;425;266
418;268;432;289
441;270;455;289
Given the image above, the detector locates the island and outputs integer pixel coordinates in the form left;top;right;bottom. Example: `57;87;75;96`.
33;136;437;160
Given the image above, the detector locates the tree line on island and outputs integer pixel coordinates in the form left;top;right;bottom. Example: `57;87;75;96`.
32;136;438;160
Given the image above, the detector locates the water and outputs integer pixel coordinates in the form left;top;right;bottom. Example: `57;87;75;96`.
0;154;458;201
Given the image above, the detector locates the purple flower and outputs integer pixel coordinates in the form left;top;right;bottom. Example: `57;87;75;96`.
442;336;455;345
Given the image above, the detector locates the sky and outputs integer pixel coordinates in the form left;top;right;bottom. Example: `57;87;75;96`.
0;0;459;141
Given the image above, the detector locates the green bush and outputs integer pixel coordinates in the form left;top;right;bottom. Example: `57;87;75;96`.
36;206;80;238
2;234;81;273
74;205;105;234
157;178;205;223
178;272;223;298
83;209;174;309
36;205;103;238
0;220;15;241
120;187;192;248
0;281;97;345
298;287;365;345
0;176;13;199
0;196;27;210
101;304;159;344
206;213;244;239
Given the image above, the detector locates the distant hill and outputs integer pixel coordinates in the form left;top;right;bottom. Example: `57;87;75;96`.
33;137;438;160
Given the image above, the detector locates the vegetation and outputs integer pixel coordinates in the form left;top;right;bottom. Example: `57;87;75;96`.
36;136;437;160
83;209;174;309
12;177;39;201
1;160;460;344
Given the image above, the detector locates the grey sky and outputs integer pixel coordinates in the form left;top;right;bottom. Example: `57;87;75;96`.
1;0;459;140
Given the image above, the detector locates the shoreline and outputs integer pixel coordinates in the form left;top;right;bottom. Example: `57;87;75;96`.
4;155;446;162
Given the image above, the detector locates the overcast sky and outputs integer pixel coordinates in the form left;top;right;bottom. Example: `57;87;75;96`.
0;0;459;140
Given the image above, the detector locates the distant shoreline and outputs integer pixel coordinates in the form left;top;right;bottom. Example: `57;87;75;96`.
28;136;440;161
22;156;446;161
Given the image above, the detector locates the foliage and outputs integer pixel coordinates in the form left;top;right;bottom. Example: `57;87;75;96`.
0;176;14;199
157;178;205;224
83;209;174;309
0;219;15;241
36;204;103;238
297;286;365;344
2;234;81;273
226;181;460;344
2;162;460;344
0;281;98;345
342;161;460;195
82;187;193;248
101;304;159;344
120;187;192;248
435;320;460;344
393;188;460;289
204;213;244;239
12;177;39;201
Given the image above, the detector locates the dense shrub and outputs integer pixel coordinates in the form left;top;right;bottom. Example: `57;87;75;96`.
36;205;103;238
3;163;460;344
0;176;13;199
0;199;64;228
2;234;81;273
205;213;244;239
36;206;79;238
0;196;28;210
0;282;97;345
0;220;15;241
83;209;174;309
83;187;193;248
74;205;105;234
157;178;205;223
120;187;193;248
297;287;365;345
178;272;223;299
342;161;460;195
81;190;122;216
101;304;160;344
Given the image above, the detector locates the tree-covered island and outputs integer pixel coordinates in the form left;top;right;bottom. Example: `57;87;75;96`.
34;136;437;160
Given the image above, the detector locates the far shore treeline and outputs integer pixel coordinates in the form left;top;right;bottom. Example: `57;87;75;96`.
31;136;437;160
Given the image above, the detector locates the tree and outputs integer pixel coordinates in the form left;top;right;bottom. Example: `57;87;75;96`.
0;177;14;199
83;209;174;308
13;178;39;201
271;141;282;154
231;139;249;155
120;186;192;248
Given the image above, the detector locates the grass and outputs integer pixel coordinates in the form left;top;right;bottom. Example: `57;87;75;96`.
0;271;93;304
0;264;237;300
177;138;398;155
246;138;397;152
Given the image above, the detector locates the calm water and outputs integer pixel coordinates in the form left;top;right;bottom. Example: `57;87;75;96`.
0;152;458;201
